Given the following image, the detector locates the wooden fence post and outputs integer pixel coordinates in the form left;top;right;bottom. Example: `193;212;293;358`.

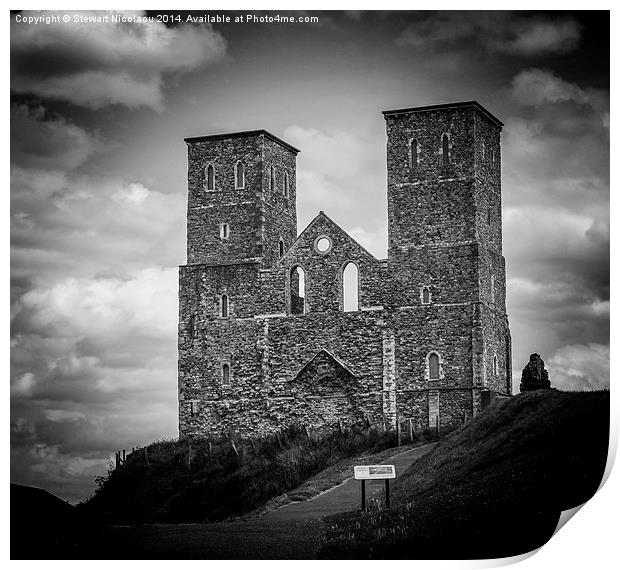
122;449;126;463
436;415;441;438
409;418;414;442
396;420;401;446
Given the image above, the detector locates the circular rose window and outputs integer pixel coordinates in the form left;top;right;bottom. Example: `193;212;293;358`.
315;236;332;254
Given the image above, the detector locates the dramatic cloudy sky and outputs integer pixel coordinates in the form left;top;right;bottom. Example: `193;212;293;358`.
10;10;609;503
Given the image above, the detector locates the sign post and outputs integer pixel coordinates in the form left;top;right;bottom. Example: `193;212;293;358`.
361;479;366;510
354;464;396;511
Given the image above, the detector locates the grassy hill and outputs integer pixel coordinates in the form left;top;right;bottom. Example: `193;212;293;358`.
80;423;424;524
320;389;609;559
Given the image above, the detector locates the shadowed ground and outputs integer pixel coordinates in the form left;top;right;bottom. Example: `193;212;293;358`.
79;445;434;559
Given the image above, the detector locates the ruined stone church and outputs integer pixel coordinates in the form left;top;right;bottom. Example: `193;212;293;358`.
178;101;512;438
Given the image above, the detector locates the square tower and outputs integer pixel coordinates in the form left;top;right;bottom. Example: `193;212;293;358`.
383;101;511;395
185;130;299;268
383;101;503;255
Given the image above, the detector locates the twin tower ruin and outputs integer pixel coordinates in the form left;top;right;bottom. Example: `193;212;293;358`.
178;101;512;438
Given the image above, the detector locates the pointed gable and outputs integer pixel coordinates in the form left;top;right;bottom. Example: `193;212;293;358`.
275;211;382;314
289;349;358;396
280;210;378;266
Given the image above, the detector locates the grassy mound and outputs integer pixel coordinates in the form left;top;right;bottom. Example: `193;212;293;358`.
320;390;609;559
80;423;414;524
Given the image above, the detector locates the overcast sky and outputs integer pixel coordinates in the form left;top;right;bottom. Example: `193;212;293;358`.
10;10;609;503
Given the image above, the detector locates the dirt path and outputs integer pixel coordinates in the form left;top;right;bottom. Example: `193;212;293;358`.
92;443;435;559
261;443;435;522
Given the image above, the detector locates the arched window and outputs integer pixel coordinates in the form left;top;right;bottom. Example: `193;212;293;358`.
493;354;498;376
283;172;289;197
221;363;230;386
205;164;215;191
279;239;284;258
421;286;431;305
342;262;359;312
428;352;440;381
221;294;229;317
289;266;305;314
235;161;245;189
270;165;276;191
220;223;230;239
409;139;418;170
442;134;450;166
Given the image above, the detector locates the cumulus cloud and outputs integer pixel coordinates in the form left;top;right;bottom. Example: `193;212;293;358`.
346;226;388;260
490;19;580;55
510;68;609;114
397;12;580;56
11;168;186;281
10;93;184;500
504;208;609;301
10;104;103;170
19;71;166;111
11;10;227;110
10;267;180;501
15;267;178;341
497;67;609;390
547;344;609;391
283;125;386;255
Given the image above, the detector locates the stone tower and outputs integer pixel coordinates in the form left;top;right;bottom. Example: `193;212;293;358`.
184;130;299;268
383;101;512;402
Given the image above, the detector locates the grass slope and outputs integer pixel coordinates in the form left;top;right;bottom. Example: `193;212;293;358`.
81;424;420;524
320;390;609;559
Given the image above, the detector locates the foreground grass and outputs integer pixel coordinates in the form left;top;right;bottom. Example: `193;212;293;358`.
81;423;430;524
320;390;609;559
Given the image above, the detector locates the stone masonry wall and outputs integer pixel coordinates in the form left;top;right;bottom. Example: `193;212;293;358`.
261;137;298;268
